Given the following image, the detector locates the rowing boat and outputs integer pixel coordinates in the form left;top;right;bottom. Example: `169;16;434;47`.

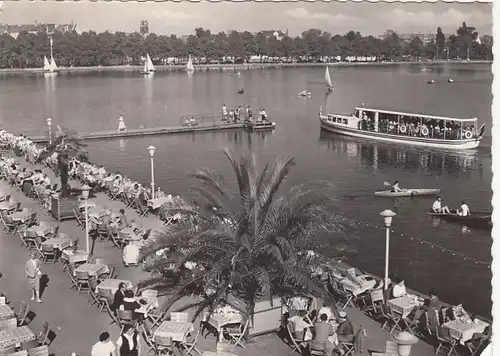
374;189;440;197
428;211;492;229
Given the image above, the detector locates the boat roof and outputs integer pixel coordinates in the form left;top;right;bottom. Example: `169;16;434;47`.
355;107;478;123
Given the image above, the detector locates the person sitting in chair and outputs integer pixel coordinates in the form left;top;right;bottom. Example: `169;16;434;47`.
336;311;354;343
309;313;335;356
288;310;312;340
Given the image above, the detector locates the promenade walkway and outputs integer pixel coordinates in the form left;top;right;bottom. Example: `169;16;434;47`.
0;152;438;356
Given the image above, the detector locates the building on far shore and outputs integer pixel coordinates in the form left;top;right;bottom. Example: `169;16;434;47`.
0;21;78;38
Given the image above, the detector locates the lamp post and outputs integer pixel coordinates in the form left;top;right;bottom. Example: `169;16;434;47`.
392;331;418;356
148;145;156;200
46;118;52;145
81;185;91;254
380;209;396;291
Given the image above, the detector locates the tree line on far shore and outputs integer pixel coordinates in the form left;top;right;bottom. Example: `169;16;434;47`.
0;21;492;68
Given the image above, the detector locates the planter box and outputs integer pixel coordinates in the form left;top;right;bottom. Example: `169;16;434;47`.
227;294;283;336
51;195;78;222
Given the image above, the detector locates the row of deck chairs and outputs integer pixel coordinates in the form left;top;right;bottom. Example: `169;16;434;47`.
104;181;151;217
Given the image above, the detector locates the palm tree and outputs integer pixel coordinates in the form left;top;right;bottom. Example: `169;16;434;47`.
138;150;352;323
36;127;86;197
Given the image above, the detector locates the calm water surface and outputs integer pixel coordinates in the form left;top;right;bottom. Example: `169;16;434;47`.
0;63;492;317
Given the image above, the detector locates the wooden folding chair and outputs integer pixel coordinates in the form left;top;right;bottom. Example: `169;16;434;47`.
286;321;304;355
380;304;402;334
66;265;79;290
74;271;91;294
148;305;169;328
179;329;202;356
40;244;57;264
226;319;249;349
16;301;29;326
436;326;458;356
117;310;135;333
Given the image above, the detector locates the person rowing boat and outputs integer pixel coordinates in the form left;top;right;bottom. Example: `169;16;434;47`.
457;201;471;216
391;181;403;193
432;196;451;214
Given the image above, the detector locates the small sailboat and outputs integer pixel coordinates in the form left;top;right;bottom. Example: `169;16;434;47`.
426;79;435;84
325;66;334;92
141;54;155;75
43;56;50;71
298;90;311;97
49;56;58;72
186;55;195;73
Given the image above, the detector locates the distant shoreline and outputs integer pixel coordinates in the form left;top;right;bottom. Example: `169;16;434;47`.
0;59;492;75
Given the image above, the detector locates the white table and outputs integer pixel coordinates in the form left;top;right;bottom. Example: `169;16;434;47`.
443;319;489;345
75;263;109;277
154;321;194;342
388;295;424;318
61;249;89;264
42;237;72;250
96;279;132;295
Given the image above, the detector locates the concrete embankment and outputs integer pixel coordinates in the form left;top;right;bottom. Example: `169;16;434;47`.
0;60;491;75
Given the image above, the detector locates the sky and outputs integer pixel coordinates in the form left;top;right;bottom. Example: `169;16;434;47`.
0;1;493;37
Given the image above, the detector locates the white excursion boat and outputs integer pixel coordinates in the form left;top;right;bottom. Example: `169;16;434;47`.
141;54;155;75
319;105;486;150
186;55;195;73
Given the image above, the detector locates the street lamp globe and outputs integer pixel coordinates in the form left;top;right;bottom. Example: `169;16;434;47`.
46;118;52;126
148;145;156;158
81;184;91;199
380;209;396;227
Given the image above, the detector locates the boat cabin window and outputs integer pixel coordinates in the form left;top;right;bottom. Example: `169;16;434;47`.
337;117;342;123
343;118;348;124
353;109;359;118
327;115;335;122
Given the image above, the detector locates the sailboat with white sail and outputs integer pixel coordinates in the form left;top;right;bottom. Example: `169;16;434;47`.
186;55;195;73
43;36;58;74
325;66;334;92
141;54;155;75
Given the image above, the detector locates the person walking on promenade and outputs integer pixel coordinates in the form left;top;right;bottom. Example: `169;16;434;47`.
116;325;140;356
91;332;116;356
25;252;42;303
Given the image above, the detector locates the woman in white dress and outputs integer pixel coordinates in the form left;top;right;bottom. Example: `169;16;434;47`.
118;116;127;132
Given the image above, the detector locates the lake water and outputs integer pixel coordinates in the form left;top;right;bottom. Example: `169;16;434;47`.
0;63;492;317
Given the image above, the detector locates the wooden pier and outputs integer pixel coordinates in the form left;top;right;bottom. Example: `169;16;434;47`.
29;122;252;143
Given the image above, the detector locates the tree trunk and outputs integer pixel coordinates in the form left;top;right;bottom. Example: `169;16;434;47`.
58;157;70;197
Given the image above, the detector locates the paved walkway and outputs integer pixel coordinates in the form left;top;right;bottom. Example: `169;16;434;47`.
0;152;438;356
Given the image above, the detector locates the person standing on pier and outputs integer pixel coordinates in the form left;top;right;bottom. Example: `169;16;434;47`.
246;105;253;121
222;104;228;121
118;116;127;132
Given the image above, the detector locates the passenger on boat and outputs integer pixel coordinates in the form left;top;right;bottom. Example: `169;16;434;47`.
432;196;451;214
261;109;268;121
238;106;244;121
228;110;235;122
190;117;196;126
457;201;470;216
222;104;228;121
246;105;253;120
391;181;403;193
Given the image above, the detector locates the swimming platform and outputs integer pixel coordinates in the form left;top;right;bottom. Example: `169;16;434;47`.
29;121;276;144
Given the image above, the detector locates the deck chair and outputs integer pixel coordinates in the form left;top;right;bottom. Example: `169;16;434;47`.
363;288;384;316
16;301;29;326
436;326;458;356
27;345;49;356
226;319;249;349
179;329;202;356
88;277;100;307
141;328;157;355
66;265;79;290
37;321;51;346
286;321;304;355
402;309;424;336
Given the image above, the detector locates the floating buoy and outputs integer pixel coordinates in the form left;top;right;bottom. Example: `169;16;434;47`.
426;80;435;84
448;79;454;83
237;88;244;94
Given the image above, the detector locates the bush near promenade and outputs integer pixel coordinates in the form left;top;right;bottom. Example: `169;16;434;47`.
0;22;492;68
138;150;353;319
